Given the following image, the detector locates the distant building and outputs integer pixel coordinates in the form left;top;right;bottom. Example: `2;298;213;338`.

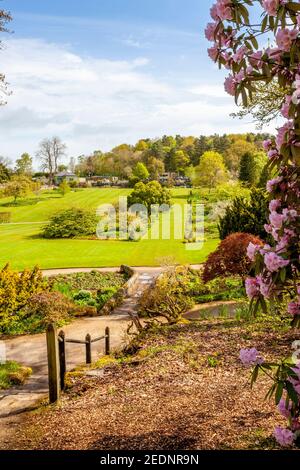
54;172;79;185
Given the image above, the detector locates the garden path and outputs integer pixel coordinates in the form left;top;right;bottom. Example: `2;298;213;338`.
0;268;160;421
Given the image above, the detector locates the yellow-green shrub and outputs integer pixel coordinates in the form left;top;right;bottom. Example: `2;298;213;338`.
0;264;47;332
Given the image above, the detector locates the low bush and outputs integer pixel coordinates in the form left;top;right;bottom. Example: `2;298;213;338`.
192;276;246;303
0;264;47;334
202;233;263;283
138;267;194;323
23;291;74;330
42;208;98;239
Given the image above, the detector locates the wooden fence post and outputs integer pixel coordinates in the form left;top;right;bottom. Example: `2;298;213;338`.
58;330;66;391
105;327;110;355
86;334;92;364
46;323;60;404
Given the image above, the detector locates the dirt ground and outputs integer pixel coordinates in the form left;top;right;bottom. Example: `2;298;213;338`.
3;317;300;451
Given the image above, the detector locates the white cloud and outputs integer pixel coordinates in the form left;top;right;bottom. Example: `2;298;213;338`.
0;38;273;165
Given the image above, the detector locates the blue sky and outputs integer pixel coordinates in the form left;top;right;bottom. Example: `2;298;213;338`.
0;0;273;164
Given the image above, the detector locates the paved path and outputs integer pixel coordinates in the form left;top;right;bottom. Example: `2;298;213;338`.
0;268;160;419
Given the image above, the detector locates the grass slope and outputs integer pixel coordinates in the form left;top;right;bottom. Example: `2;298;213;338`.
0;188;219;270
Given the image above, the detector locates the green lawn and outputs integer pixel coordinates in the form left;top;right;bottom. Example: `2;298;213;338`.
0;188;219;270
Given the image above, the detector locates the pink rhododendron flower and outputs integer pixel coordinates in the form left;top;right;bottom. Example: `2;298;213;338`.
266;176;283;193
274;427;295;447
240;348;264;367
281;95;292;118
216;0;233;21
264;252;289;272
263;139;273;151
268;149;278;159
249;51;263;69
262;0;288;16
269;211;285;229
288;302;300;316
257;275;272;298
245;278;260;299
210;3;219;20
278;399;292;419
247;242;260;262
224;74;236;95
276;121;293;150
233;46;247;63
208;45;219;61
269;199;281;212
276;28;299;52
205;22;219;41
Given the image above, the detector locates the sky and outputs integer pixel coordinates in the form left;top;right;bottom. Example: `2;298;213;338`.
0;0;276;165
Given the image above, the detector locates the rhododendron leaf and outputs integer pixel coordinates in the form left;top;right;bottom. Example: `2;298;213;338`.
287;3;300;12
280;269;286;283
250;364;259;387
275;382;284;405
249;35;258;50
261;15;268;33
285;381;299;405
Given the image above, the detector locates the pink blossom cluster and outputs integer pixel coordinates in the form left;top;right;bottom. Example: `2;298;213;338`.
239;348;264;367
276;28;299;52
206;0;300;448
274;427;295;447
262;0;288;17
215;0;233;21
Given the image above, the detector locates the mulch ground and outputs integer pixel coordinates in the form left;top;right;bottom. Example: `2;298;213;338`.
6;318;300;450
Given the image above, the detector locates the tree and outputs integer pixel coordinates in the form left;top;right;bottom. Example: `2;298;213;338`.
218;189;268;241
127;181;171;213
147;157;165;180
15;153;32;176
0;9;12;106
0;157;10;182
36;137;67;184
194;151;228;189
224;140;257;174
231;80;286;129
4;175;32;202
59;180;70;196
239;152;256;186
132;162;149;181
202;233;263;283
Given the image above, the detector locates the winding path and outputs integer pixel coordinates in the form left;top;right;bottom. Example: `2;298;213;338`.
0;268;161;420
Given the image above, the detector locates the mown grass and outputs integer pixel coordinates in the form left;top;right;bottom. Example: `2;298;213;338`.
0;188;219;270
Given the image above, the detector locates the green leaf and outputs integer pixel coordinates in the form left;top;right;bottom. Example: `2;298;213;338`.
286;381;299;405
261;15;268;33
287;2;300;12
275;382;284;405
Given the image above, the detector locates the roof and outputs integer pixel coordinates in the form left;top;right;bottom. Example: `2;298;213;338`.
55;172;77;177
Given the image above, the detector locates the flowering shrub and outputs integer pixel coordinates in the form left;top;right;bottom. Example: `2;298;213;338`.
206;0;300;445
240;348;300;447
202;233;263;283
